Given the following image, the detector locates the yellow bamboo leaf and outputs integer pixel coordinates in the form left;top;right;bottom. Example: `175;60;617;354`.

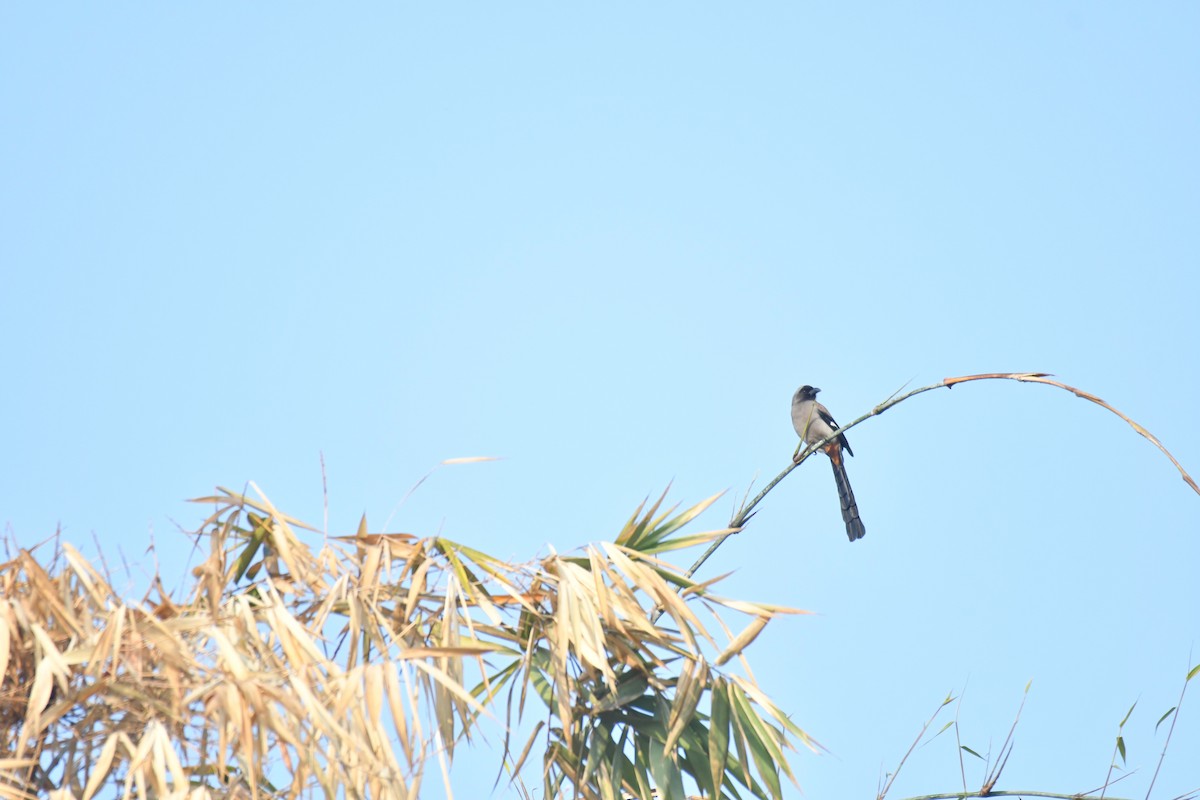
716;615;769;667
364;662;384;731
383;661;414;766
408;658;491;719
208;629;250;681
269;602;329;668
23;660;55;737
664;658;707;753
0;604;10;690
148;723;169;796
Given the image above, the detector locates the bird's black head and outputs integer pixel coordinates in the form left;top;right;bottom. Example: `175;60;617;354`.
795;385;820;401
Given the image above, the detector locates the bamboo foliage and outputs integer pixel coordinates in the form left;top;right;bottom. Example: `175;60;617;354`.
0;484;813;799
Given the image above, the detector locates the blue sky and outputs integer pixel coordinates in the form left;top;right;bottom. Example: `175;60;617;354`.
2;4;1198;798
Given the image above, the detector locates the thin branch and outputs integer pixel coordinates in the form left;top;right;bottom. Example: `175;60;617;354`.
878;694;957;800
1101;701;1138;800
897;792;1135;800
683;371;1197;583
948;374;1198;494
954;687;967;795
1080;771;1141;800
980;682;1029;794
1145;660;1199;800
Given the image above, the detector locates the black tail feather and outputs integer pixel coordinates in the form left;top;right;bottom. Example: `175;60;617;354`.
830;458;866;542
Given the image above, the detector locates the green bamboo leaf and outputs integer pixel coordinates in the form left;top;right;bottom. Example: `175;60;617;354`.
592;670;651;713
679;737;716;799
740;721;782;800
727;687;756;789
1187;662;1200;682
433;539;482;592
231;517;268;583
727;688;784;798
731;676;822;754
961;745;983;760
651;491;726;540
929;720;955;740
1120;701;1137;727
630;737;655;800
528;666;554;709
709;679;731;799
606;729;633;800
615;490;671;548
580;725;607;789
638;529;734;555
1155;707;1177;733
1116;735;1126;764
648;737;685;800
728;685;790;771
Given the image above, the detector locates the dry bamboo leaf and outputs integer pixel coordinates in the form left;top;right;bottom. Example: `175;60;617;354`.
361;543;383;589
403;556;434;627
268;600;328;669
156;722;188;792
383;661;414;766
0;602;10;689
128;765;146;800
663;658;707;754
23;657;57;738
715;616;769;667
19;552;83;638
62;543;107;606
148;722;170;796
285;673;341;738
400;645;498;658
556;561;613;684
209;485;319;532
30;624;70;684
209;629;251;681
407;657;491;720
0;786;38;800
124;724;157;793
441;456;501;464
86;605;124;678
331;665;364;724
588;550;619;631
605;544;708;652
508;720;545;781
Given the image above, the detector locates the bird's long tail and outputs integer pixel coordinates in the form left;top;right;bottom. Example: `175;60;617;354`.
829;453;866;542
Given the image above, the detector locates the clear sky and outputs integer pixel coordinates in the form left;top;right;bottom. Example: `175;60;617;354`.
2;4;1198;799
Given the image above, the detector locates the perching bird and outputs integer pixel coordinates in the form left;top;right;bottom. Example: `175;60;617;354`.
791;385;866;542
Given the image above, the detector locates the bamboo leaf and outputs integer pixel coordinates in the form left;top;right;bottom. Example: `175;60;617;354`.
509;721;545;778
716;615;769;666
709;677;731;798
663;658;706;753
81;734;119;800
648;737;685;800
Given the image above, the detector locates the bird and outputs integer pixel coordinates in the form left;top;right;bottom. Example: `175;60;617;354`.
791;385;866;542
